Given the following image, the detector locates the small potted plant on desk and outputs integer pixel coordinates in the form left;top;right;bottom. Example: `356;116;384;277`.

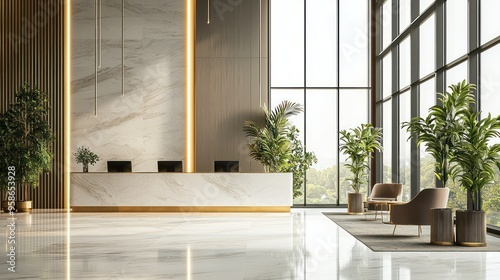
74;146;100;172
339;124;383;214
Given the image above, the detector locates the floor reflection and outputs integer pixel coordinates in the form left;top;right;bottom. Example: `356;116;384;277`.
0;209;499;279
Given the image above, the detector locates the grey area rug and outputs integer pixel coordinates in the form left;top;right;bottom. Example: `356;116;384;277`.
323;212;500;252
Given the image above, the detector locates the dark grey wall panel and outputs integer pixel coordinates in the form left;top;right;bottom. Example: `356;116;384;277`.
196;0;268;172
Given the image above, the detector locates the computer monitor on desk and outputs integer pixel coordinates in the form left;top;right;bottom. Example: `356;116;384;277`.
107;161;132;172
214;161;239;172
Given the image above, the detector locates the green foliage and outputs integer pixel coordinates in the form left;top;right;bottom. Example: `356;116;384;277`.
450;110;500;210
446;178;468;211
482;171;500;226
243;100;303;172
73;146;101;169
419;154;437;189
403;79;500;211
402;80;475;188
279;126;317;198
243;100;317;198
339;124;383;193
0;84;54;189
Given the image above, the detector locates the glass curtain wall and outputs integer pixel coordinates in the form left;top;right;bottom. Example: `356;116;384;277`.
270;0;370;206
376;0;500;227
480;0;500;227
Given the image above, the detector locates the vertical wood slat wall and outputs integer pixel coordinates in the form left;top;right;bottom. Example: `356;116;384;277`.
0;0;65;209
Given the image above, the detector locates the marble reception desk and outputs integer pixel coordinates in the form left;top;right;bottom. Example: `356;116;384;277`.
70;173;293;212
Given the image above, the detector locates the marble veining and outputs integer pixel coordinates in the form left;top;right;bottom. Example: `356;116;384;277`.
71;173;293;207
71;0;185;172
1;209;499;279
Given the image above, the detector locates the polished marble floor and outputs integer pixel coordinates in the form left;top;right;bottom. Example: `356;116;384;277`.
1;208;500;279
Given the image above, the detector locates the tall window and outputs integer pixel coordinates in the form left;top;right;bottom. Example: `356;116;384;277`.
377;0;500;227
270;0;370;206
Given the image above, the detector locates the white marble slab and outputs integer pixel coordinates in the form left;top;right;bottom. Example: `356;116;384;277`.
71;173;293;207
71;0;185;172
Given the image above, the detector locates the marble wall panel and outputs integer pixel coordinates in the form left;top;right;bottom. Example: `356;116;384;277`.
71;0;185;172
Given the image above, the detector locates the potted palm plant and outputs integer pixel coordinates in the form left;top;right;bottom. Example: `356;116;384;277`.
450;108;500;247
401;81;475;189
402;81;475;245
243;100;316;198
0;84;54;213
73;146;101;172
339;123;382;214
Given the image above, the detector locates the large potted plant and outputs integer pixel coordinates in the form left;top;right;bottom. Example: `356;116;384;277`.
401;81;475;189
339;123;382;214
73;146;101;172
401;81;475;245
450;108;500;247
243;100;317;199
0;84;54;213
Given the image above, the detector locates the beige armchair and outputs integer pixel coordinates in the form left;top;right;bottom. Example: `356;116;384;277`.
389;187;450;237
367;183;403;202
364;183;403;220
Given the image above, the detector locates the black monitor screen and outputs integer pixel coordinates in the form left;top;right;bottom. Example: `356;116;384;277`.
158;161;183;172
214;161;239;172
107;161;132;172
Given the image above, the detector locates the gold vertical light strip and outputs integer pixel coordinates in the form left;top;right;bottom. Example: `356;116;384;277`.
65;0;72;278
185;0;196;172
65;0;72;211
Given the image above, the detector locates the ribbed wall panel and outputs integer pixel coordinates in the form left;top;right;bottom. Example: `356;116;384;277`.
195;0;269;172
0;0;65;209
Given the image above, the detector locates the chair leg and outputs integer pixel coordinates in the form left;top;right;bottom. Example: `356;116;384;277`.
392;225;397;235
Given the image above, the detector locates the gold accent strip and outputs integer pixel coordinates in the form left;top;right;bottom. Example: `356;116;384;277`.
65;0;72;211
185;0;196;172
430;241;455;246
71;206;290;213
456;241;487;247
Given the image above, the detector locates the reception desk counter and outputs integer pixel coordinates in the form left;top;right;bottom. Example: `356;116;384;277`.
70;172;292;212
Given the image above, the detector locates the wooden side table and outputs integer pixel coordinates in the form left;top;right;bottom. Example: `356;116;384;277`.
364;200;390;222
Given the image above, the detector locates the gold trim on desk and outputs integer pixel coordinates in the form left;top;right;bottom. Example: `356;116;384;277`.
71;206;290;213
